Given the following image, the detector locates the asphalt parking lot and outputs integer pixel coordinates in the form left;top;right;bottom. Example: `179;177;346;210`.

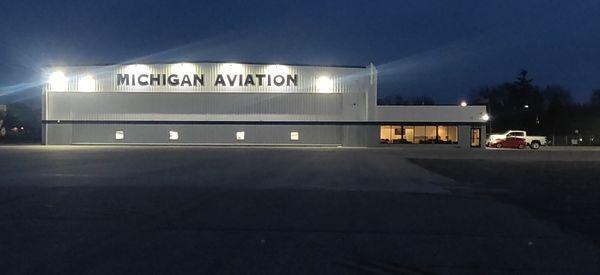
0;145;599;274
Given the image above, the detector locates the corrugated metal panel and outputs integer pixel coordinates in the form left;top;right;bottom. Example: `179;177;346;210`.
375;106;488;123
70;124;343;145
44;63;369;94
47;92;345;121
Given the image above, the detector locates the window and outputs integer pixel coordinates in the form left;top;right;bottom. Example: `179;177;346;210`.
115;130;124;140
508;131;524;137
414;126;426;144
169;130;179;141
290;131;299;141
403;126;414;144
471;128;481;147
438;126;458;144
425;126;437;143
447;126;458;143
380;125;458;145
236;131;245;140
391;126;402;143
380;126;392;144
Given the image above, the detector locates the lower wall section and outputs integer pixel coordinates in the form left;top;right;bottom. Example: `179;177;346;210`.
43;122;484;148
44;123;375;146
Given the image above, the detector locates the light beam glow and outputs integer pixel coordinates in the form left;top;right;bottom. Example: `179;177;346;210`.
316;76;333;93
265;65;290;75
48;71;68;91
78;75;96;92
219;63;244;75
171;63;196;76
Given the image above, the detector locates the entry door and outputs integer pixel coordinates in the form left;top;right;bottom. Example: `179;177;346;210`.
470;128;481;147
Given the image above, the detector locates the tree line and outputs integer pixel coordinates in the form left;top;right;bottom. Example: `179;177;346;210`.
469;70;600;138
379;70;600;142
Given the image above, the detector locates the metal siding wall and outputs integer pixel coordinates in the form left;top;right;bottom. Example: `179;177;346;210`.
45;123;72;145
458;125;472;148
340;125;379;147
479;126;487;148
71;124;342;145
45;63;368;94
375;105;488;123
47;92;344;121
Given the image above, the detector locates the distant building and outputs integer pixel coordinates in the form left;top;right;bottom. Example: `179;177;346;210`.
42;62;487;148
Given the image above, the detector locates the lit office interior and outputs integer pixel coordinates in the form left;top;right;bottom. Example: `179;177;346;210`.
380;125;458;144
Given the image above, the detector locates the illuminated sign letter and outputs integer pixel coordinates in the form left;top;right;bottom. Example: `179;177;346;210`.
138;74;149;86
244;75;255;86
193;74;204;86
150;74;161;85
273;75;285;86
226;75;237;86
167;74;179;86
255;74;265;86
214;75;225;86
117;74;129;85
287;74;298;86
180;75;192;86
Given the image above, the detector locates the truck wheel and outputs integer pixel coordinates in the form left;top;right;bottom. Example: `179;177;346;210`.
0;127;5;138
495;143;502;148
530;142;540;150
518;144;525;149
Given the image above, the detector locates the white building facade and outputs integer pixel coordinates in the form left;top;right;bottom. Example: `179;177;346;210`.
42;62;487;147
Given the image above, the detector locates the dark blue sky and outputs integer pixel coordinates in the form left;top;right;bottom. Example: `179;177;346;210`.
1;0;599;105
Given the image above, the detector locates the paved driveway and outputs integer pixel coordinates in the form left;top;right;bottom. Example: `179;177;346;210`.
0;146;598;274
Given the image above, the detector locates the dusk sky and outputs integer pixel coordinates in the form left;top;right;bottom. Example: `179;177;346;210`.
1;0;599;105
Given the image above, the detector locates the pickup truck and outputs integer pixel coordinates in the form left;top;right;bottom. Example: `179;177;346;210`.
486;130;547;149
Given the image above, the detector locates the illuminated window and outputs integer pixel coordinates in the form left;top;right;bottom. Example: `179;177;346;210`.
414;126;426;144
426;126;437;143
290;131;299;141
169;130;179;140
236;131;245;140
438;126;458;144
403;126;414;143
115;130;124;140
471;128;481;147
380;125;458;145
380;126;392;144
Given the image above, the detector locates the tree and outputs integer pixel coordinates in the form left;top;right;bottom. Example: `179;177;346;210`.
543;85;573;108
541;85;574;135
590;90;600;108
4;103;41;141
514;70;533;90
469;70;545;133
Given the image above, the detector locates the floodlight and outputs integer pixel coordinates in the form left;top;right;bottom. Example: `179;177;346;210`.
316;76;333;93
48;71;68;91
78;75;96;92
266;65;290;75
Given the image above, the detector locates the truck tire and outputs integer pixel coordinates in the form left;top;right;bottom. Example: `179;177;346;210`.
518;144;525;149
530;141;540;150
495;143;502;148
0;127;5;138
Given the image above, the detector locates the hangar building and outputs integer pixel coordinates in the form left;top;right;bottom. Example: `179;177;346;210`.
42;62;487;147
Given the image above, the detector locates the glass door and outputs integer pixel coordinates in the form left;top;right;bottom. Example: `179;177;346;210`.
471;128;481;147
